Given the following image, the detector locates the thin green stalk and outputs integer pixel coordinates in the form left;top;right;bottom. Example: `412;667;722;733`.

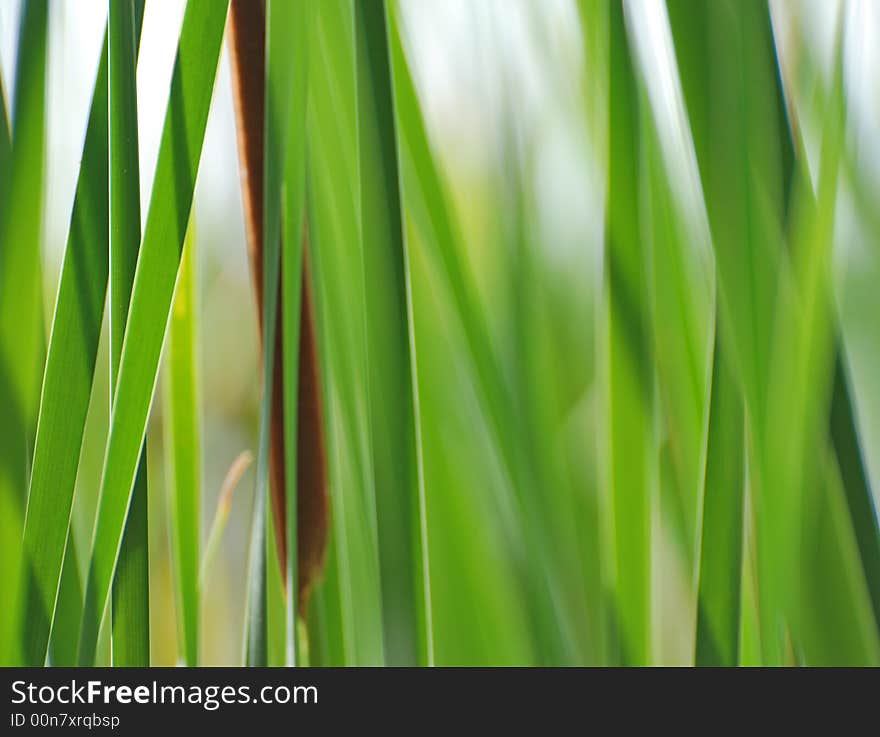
200;450;253;589
243;470;268;666
265;0;311;666
164;225;200;667
109;0;148;667
605;0;652;665
243;0;285;663
0;50;21;669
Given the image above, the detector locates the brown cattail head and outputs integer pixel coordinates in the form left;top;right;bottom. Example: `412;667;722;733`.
227;0;329;612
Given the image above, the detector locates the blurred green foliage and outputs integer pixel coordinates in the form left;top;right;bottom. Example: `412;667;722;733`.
1;0;878;666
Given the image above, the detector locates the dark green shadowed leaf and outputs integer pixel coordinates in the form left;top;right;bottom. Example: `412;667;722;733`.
76;0;229;666
665;0;747;667
830;361;880;627
110;0;149;668
667;0;790;664
355;0;432;666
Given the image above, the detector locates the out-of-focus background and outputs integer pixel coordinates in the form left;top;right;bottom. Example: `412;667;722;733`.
1;0;879;665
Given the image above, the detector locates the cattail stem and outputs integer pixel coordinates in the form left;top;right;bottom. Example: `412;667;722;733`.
228;0;328;611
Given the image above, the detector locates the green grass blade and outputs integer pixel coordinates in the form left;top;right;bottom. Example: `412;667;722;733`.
279;0;310;669
642;102;712;577
675;2;880;663
239;0;309;669
390;9;583;664
307;0;385;665
666;0;788;419
305;532;345;665
265;0;295;666
782;4;880;646
831;358;880;627
265;0;311;665
664;0;747;667
0;468;22;665
0;0;49;500
239;0;283;666
111;461;148;664
386;11;507;434
47;535;83;666
242;0;286;667
1;6;50;664
388;8;528;660
605;0;652;665
0;53;22;669
22;1;146;666
355;0;431;666
109;0;148;668
667;0;791;664
821;62;880;637
243;467;268;666
769;36;879;662
76;0;229;665
694;336;744;665
164;225;200;666
265;498;286;666
639;78;738;666
795;449;880;664
19;33;109;667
